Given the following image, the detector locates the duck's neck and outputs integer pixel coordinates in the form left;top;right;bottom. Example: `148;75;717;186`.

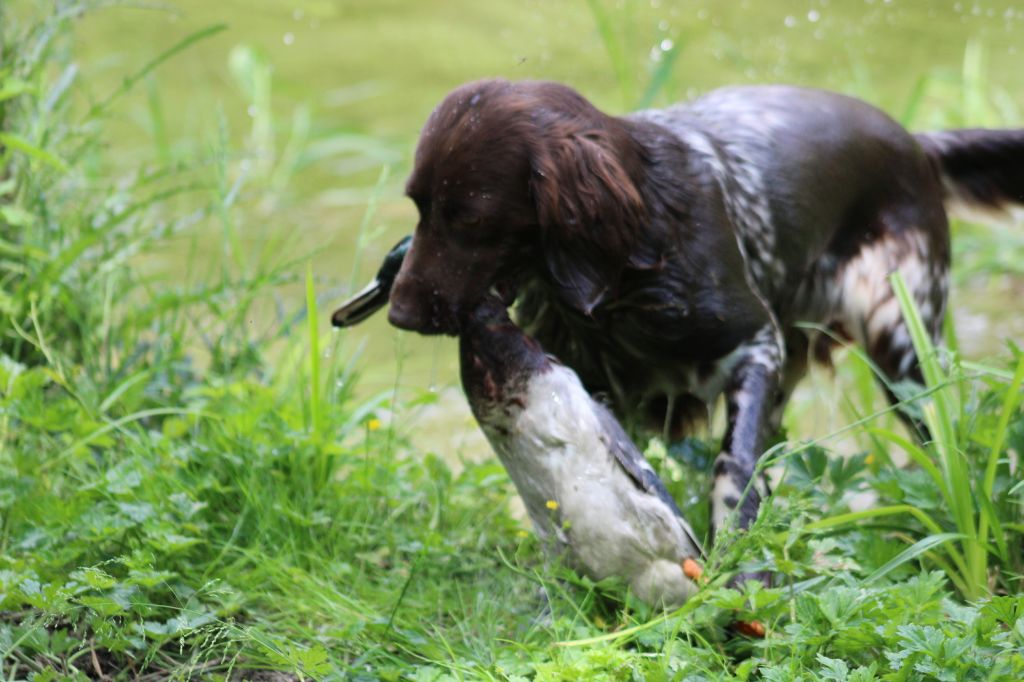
459;312;550;414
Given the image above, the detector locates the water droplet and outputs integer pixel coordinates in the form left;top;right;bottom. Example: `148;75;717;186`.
783;15;797;27
283;32;295;46
247;105;257;118
807;9;820;22
660;38;674;51
292;8;304;20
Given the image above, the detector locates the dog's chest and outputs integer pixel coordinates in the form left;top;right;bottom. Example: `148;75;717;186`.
517;292;743;434
602;330;743;434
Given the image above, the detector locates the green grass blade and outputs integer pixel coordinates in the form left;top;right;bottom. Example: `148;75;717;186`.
585;0;633;107
891;275;976;538
347;165;391;294
961;360;1015;381
637;39;681;109
899;73;929;126
982;352;1024;500
804;505;943;536
865;533;963;584
84;23;228;121
0;131;68;171
864;427;945;487
802;505;970;580
975;351;1024;566
306;261;322;438
49;407;214;471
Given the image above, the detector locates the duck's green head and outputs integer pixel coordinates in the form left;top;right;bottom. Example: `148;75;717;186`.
375;235;412;291
331;236;412;328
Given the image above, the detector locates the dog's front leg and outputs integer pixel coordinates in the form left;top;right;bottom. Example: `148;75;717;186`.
710;325;781;551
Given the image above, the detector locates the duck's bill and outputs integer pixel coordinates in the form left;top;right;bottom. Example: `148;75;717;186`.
331;280;388;328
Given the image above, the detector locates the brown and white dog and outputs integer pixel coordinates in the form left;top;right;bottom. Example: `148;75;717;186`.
379;79;1023;556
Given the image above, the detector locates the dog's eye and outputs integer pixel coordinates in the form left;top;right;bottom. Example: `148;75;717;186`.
439;201;481;228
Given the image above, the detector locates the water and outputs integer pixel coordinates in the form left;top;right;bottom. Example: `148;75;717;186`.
61;0;1024;451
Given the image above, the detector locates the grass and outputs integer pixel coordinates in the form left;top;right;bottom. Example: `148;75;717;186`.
3;3;1024;680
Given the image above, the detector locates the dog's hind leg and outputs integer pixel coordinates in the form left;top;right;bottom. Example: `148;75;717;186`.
769;330;812;434
836;225;950;438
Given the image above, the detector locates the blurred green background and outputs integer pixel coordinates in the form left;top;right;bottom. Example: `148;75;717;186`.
29;0;1024;452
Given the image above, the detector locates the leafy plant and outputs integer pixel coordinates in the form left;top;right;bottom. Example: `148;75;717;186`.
776;273;1024;602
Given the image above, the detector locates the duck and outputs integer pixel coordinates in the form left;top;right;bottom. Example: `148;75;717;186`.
332;243;704;607
460;296;703;607
331;235;412;328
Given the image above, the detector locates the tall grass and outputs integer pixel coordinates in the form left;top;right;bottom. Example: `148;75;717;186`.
773;274;1024;603
881;273;1023;598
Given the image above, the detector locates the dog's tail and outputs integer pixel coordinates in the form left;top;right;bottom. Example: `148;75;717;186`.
915;129;1024;224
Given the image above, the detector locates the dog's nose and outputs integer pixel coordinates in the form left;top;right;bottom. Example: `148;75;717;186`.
387;300;424;331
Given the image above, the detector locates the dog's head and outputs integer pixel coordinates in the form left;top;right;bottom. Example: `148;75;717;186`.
387;79;647;335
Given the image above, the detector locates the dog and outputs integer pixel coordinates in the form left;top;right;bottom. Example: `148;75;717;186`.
384;79;1024;552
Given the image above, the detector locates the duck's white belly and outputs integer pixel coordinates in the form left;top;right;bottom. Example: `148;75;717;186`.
479;367;698;605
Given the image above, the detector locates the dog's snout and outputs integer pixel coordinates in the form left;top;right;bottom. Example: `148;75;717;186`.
387;299;424;331
388;271;428;331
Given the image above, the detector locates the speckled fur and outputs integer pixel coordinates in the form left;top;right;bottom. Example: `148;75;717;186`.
389;80;1024;574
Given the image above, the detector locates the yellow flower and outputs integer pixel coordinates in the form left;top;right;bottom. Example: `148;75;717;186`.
866;453;876;465
367;418;381;431
516;530;529;539
545;500;559;511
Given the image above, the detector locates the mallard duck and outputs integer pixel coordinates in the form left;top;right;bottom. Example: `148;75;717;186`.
331;236;412;328
460;296;703;607
333;243;704;606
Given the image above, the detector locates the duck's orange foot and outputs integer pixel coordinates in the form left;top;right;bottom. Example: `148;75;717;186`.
681;557;703;581
734;619;766;638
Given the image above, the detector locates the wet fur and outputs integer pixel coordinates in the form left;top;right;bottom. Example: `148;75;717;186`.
389;79;1024;555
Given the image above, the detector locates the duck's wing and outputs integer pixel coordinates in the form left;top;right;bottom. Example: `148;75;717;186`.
595;403;704;556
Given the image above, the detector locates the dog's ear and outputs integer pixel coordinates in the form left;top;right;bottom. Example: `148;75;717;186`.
531;129;645;314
